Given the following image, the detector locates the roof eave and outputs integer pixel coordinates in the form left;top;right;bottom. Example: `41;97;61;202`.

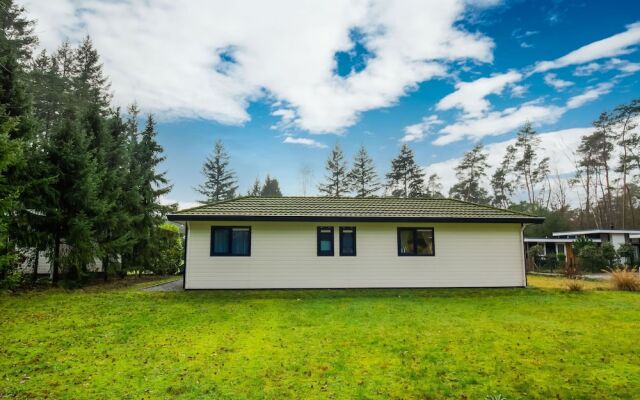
167;214;545;224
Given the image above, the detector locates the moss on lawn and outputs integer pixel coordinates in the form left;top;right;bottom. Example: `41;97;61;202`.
1;278;639;399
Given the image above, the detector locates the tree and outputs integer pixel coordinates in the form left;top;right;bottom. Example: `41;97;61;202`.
196;140;238;203
348;145;380;197
247;177;261;196
0;118;21;285
491;146;516;208
127;115;173;274
318;143;349;197
260;175;283;197
424;173;444;198
449;143;491;204
386;144;425;198
72;36;112;110
613;99;640;227
513;123;549;207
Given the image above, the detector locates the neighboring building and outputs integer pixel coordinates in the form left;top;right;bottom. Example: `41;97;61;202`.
167;197;543;289
525;229;640;265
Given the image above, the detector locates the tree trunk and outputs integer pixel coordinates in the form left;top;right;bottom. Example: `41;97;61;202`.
52;233;61;285
31;249;39;283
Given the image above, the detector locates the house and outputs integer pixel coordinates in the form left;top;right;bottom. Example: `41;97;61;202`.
167;197;543;289
524;229;640;265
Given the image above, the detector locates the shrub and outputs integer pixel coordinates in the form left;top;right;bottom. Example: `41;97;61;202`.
562;258;581;278
617;243;636;267
601;242;619;268
607;267;640;291
578;244;605;272
565;279;584;292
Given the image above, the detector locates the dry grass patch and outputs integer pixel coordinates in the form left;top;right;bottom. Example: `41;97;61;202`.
564;279;585;292
607;267;640;291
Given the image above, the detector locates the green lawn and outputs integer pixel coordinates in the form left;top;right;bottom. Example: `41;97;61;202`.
1;277;639;399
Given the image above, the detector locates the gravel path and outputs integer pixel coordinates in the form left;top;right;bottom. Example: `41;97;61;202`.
143;278;183;291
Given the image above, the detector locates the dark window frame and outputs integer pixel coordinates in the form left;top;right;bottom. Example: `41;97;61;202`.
397;227;435;257
210;226;252;257
317;226;334;256
339;226;357;256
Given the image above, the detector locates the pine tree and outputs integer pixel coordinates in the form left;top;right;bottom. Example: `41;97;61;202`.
128;115;173;274
73;36;112;110
449;144;491;204
260;175;283;197
513;122;549;207
386;144;425;198
425;173;444;199
348;145;380;197
0;118;21;282
196;140;238;203
247;177;261;196
318;143;350;197
42;108;99;283
491;146;516;208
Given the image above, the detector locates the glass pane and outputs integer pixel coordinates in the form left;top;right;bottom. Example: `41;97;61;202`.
213;228;230;254
341;230;354;255
232;229;250;255
399;229;414;255
320;238;332;252
416;229;433;255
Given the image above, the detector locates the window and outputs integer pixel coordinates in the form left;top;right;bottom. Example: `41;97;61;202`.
317;227;334;256
556;243;565;254
397;228;434;256
339;227;356;256
210;227;251;256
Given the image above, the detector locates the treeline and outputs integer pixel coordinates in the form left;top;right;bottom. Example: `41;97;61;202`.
204;104;639;240
0;1;179;288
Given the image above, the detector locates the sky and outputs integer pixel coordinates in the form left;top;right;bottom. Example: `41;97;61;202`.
23;0;640;208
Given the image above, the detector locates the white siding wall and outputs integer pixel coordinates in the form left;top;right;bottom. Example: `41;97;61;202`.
185;221;525;289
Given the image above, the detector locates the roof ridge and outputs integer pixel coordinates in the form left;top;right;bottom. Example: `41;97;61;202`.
445;197;537;217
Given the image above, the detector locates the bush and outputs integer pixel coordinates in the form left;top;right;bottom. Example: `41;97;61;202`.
578;244;606;272
564;279;584;292
601;242;619;268
607;267;640;291
617;243;636;267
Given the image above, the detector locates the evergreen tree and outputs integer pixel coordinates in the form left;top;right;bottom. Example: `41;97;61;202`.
425;173;444;199
128;115;173;274
449;144;491;204
0;118;21;282
513;123;549;206
386;144;425;198
196;139;238;203
42;108;99;283
318;143;350;197
260;175;283;197
73;36;112;110
491;146;516;208
247;177;261;196
348;145;380;197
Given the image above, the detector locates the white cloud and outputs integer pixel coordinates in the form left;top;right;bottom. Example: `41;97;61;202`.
24;0;497;133
565;82;613;109
533;21;640;73
427;127;592;193
160;196;200;211
433;83;612;145
401;115;443;143
543;73;574;90
283;137;328;148
574;58;640;76
436;71;522;116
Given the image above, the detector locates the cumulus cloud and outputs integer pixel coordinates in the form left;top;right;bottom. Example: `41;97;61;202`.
543;73;574;90
24;0;497;133
533;21;640;73
427;127;593;193
436;71;522;116
401;115;443;143
283;137;328;148
433;83;612;145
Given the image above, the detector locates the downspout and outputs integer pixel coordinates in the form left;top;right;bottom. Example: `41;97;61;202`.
520;223;527;287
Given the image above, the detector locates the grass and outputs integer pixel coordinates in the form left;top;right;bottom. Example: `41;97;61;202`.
1;276;639;399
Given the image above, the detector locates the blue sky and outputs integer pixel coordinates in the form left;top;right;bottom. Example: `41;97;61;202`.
25;0;640;207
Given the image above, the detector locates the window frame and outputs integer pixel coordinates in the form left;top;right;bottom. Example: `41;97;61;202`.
397;227;435;257
339;226;357;256
317;226;335;256
210;226;252;257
